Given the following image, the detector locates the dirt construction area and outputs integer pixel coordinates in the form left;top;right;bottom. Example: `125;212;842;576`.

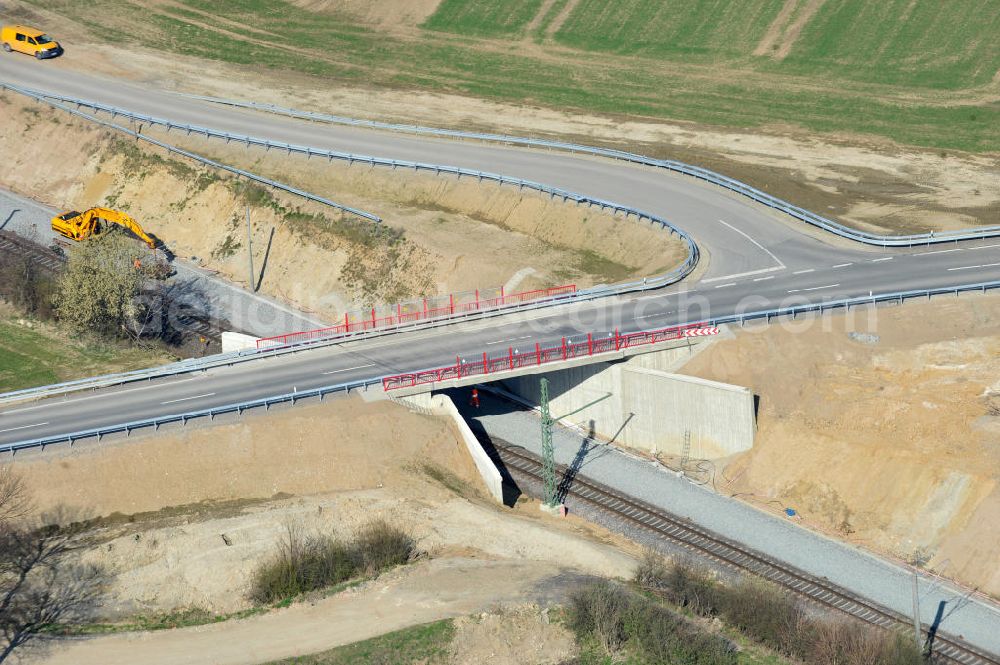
6;396;634;664
678;292;1000;598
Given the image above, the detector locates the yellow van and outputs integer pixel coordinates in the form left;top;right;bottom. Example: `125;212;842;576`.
1;25;62;60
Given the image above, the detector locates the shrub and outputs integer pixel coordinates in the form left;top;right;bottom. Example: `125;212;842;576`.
355;519;415;575
623;597;737;665
568;582;630;655
250;520;415;605
806;620;923;665
250;524;360;605
632;553;925;665
570;581;737;664
717;576;801;653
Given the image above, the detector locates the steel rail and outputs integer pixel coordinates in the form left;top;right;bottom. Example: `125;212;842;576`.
184;94;1000;248
495;443;999;665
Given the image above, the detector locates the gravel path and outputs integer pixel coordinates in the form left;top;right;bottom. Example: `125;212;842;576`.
454;389;1000;658
0;188;326;338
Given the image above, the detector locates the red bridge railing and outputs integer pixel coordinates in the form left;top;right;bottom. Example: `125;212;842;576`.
257;284;577;349
381;324;720;391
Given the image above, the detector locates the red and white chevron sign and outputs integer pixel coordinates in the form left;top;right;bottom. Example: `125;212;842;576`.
684;327;720;337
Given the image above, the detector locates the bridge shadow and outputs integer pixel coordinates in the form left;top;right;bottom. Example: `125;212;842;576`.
445;388;620;508
445;387;529;507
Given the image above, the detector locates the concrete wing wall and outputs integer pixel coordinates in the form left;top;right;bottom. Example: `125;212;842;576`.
503;353;755;460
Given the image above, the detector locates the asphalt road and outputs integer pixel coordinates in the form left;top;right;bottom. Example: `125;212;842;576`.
2;48;1000;659
1;57;999;438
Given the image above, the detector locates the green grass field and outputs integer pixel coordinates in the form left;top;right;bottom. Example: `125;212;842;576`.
551;0;999;89
554;0;787;59
776;0;1000;89
29;0;1000;152
423;0;544;37
0;316;173;393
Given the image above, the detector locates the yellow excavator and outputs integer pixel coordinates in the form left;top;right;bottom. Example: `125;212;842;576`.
51;207;158;249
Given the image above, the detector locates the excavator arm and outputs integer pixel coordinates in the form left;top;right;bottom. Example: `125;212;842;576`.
85;208;157;249
50;207;158;249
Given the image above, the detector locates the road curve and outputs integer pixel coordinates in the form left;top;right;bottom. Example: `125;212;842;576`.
2;52;1000;659
2;55;1000;439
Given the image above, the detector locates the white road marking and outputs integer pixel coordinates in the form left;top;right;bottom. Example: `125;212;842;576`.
753;276;775;282
947;262;1000;272
788;283;840;293
970;243;1000;250
161;392;216;405
714;283;737;289
486;335;532;345
831;263;852;268
2;377;199;415
915;248;963;256
871;257;894;263
701;266;784;283
793;269;814;275
322;363;376;375
0;422;48;434
717;219;786;269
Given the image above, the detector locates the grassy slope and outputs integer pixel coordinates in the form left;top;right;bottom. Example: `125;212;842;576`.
0;315;173;392
28;0;1000;152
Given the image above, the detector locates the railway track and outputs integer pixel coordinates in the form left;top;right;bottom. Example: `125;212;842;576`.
0;231;66;272
0;231;225;343
493;442;999;665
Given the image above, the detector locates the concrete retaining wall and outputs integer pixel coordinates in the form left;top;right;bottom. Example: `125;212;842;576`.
391;393;504;503
502;352;755;460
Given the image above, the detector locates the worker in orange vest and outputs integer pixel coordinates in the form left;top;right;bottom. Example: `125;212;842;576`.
469;388;480;409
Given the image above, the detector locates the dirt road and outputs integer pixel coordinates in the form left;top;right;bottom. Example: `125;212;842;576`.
35;557;585;665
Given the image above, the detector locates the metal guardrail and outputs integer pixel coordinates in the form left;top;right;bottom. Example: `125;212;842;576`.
383;322;711;390
0;82;698;404
185;94;1000;248
0;84;381;223
6;84;698;249
4;280;998;453
382;279;1000;390
3;84;999;440
1;378;381;455
257;284;579;348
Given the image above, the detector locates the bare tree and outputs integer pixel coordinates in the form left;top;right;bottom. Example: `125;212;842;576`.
0;468;30;526
0;469;102;662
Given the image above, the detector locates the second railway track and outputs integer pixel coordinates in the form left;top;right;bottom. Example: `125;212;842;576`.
492;441;999;665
